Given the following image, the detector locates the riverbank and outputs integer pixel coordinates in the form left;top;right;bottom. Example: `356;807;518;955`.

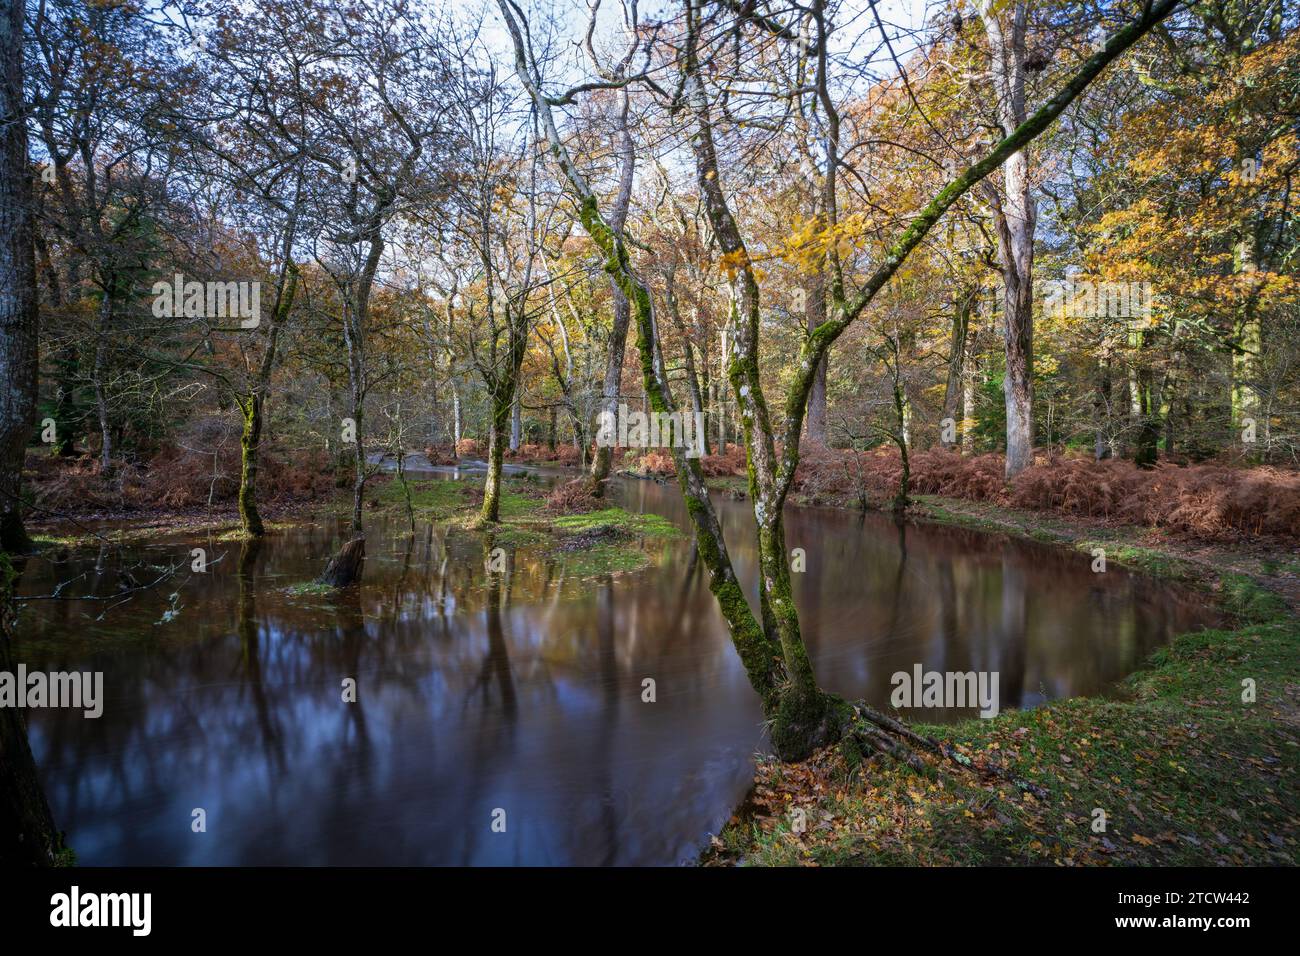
702;502;1300;866
363;472;681;577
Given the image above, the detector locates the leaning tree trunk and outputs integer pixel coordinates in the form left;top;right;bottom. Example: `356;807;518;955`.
805;267;829;445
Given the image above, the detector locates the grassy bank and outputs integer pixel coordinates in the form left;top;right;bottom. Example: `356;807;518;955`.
369;474;680;577
705;501;1299;867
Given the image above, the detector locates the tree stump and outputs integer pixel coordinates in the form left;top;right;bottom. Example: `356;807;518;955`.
317;536;365;588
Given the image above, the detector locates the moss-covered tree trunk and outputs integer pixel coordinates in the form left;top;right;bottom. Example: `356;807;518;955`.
804;267;829;446
238;394;265;536
481;389;511;524
480;304;528;526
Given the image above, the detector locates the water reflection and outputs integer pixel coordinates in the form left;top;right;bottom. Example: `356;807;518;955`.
14;474;1217;865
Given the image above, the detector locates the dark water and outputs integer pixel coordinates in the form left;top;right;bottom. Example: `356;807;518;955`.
13;469;1217;865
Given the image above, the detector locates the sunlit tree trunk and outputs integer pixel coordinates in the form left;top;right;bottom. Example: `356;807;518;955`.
481;393;509;523
962;330;978;455
589;91;636;495
1094;353;1113;460
1231;236;1262;453
981;2;1037;478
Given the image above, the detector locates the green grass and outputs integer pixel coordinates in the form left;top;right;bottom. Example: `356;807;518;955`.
285;581;337;597
30;518;300;550
375;477;680;579
550;507;679;538
556;542;655;577
373;477;472;518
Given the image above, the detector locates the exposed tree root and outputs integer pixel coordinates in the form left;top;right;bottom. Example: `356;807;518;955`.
846;702;1050;800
